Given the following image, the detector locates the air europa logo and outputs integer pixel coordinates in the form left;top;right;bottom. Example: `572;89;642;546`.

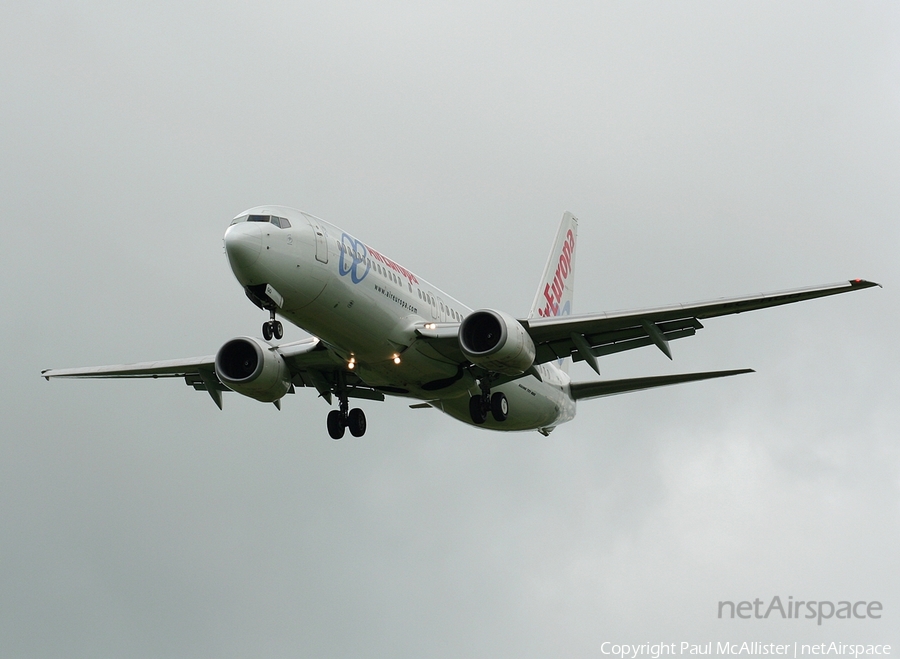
339;234;370;283
338;234;420;286
538;229;575;317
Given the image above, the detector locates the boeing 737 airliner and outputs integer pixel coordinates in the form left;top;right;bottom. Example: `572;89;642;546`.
42;207;878;438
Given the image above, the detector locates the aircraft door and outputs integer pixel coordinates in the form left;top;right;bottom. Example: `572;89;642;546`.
305;216;329;264
437;297;447;322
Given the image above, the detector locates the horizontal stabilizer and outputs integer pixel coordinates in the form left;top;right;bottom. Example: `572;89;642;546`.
570;368;754;401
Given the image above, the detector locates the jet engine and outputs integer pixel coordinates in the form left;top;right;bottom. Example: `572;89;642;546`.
458;309;536;375
215;337;292;402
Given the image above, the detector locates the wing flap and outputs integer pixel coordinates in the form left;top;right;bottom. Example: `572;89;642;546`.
184;371;228;391
568;326;699;365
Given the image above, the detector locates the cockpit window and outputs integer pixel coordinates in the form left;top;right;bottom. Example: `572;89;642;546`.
231;214;291;228
246;214;291;228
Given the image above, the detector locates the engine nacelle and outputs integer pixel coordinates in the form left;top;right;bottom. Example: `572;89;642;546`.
458;309;536;375
215;336;292;402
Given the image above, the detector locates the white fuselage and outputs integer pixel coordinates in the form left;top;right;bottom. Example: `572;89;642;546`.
224;206;576;431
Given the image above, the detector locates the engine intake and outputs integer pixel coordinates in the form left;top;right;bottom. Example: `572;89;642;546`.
459;309;536;375
215;336;292;402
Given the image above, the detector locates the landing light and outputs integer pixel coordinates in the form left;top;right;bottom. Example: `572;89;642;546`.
348;356;356;370
393;354;401;365
425;323;436;330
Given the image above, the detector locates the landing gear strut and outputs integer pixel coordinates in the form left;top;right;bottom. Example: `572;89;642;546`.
326;393;367;439
468;379;508;425
262;308;283;341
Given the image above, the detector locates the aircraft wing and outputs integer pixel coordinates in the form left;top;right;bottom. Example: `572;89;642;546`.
415;279;878;371
521;279;879;370
41;355;218;379
41;337;384;409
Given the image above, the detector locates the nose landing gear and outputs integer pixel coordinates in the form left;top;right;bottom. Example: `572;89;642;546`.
262;309;283;341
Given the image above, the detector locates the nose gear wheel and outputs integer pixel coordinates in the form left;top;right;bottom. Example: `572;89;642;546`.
262;308;283;341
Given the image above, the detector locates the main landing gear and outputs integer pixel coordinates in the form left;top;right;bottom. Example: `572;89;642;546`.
262;309;283;341
468;390;508;425
326;395;367;439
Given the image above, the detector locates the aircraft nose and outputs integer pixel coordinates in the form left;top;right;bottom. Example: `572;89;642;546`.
224;221;262;280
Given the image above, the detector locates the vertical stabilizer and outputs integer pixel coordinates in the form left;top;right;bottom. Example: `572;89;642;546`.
529;212;578;320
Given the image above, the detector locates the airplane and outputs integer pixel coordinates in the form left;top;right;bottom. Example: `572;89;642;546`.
42;206;879;438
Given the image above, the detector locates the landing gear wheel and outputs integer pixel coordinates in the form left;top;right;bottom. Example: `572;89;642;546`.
348;408;367;437
327;410;345;440
262;321;273;340
273;320;283;340
490;392;508;422
469;395;488;424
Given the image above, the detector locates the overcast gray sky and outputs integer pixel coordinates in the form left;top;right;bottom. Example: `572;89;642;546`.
2;1;898;657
